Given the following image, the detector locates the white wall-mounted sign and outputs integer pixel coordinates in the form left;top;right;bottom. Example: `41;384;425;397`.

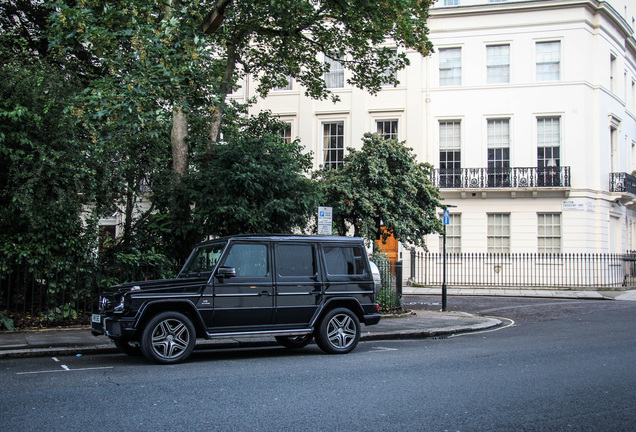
562;199;585;211
562;199;596;211
318;206;333;235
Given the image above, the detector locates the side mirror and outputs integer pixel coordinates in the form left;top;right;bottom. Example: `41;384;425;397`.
216;266;236;279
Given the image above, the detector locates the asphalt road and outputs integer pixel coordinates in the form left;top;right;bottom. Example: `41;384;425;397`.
403;294;636;323
1;297;635;431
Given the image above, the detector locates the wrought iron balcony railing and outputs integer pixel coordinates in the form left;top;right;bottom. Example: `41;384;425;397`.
610;172;636;196
432;166;571;189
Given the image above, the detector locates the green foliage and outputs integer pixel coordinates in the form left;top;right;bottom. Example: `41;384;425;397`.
0;0;437;327
192;114;320;237
0;311;14;331
99;248;178;289
0;41;97;261
219;0;434;101
315;133;445;248
369;251;398;311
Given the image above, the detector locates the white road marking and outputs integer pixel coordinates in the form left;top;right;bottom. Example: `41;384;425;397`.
17;367;113;375
371;346;399;352
449;317;515;338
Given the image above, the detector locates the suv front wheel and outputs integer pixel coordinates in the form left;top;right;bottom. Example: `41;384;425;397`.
140;311;196;364
315;308;361;354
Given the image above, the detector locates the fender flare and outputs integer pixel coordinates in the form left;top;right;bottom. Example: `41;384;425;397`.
134;299;207;335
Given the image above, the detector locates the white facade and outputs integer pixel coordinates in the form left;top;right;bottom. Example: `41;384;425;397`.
234;0;636;258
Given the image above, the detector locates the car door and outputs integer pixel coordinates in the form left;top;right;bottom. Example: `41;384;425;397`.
274;242;322;326
212;241;274;329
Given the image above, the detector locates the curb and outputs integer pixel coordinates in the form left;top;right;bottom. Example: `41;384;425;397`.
0;316;503;360
360;316;502;341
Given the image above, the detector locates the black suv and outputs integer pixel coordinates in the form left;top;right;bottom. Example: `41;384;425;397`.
92;235;381;364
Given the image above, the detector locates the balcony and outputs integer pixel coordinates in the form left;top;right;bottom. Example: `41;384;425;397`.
610;172;636;196
432;166;571;189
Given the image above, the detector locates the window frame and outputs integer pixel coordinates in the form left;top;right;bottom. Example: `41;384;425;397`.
536;41;561;81
487;213;511;254
324;55;345;89
439;213;461;254
439;120;462;188
274;243;318;280
376;119;399;140
439;47;462;86
322;245;369;278
487;118;511;187
538;213;562;254
220;242;270;279
322;121;345;169
486;44;510;84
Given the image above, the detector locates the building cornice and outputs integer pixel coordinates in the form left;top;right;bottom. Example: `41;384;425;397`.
431;0;634;42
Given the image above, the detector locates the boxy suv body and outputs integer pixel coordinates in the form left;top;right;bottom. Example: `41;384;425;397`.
92;235;381;364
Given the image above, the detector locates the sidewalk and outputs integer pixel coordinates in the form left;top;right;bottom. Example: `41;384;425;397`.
0;311;501;360
403;287;636;300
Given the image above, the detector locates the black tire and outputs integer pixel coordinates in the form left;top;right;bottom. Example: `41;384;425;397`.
275;334;313;349
315;308;361;354
140;311;196;364
113;339;142;356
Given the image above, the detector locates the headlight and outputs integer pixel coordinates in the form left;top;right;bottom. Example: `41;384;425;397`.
113;295;126;312
99;297;112;311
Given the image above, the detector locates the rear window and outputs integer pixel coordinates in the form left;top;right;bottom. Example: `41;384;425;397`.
323;246;366;275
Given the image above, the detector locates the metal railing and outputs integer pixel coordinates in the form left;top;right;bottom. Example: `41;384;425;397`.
410;251;636;289
610;172;636;195
432;166;571;189
373;260;403;313
0;256;408;328
0;257;181;328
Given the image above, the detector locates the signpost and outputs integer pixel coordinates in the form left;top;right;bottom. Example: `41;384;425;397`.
441;206;455;312
318;206;333;235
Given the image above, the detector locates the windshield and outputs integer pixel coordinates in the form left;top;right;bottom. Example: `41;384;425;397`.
178;242;227;278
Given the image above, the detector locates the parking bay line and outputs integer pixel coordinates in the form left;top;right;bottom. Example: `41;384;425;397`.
17;366;113;375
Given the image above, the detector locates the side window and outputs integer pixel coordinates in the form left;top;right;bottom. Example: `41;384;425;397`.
324;246;367;276
222;243;269;278
275;244;316;277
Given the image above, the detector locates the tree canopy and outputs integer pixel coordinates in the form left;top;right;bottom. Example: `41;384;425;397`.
191;114;319;238
1;0;438;261
315;133;445;248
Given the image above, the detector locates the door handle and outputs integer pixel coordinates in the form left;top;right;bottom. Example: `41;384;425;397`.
259;291;271;296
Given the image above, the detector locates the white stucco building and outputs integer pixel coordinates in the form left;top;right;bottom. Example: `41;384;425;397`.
235;0;636;267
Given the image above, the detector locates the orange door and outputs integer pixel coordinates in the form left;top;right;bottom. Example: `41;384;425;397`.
376;227;398;263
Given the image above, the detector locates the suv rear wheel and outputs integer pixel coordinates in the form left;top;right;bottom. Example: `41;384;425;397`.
315;308;361;354
140;311;196;364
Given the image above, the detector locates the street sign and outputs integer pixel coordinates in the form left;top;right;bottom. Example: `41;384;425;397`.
318;206;333;235
442;209;450;225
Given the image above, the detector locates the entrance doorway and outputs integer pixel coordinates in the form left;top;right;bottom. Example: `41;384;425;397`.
375;227;399;263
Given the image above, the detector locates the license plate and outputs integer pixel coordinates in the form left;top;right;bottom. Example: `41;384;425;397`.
91;314;102;324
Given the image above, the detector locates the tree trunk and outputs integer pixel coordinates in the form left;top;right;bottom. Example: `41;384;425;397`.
208;40;240;151
121;184;135;248
171;106;188;179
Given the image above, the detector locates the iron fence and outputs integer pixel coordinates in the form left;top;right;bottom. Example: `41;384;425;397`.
0;257;181;328
0;256;408;328
373;260;403;313
410;251;636;289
